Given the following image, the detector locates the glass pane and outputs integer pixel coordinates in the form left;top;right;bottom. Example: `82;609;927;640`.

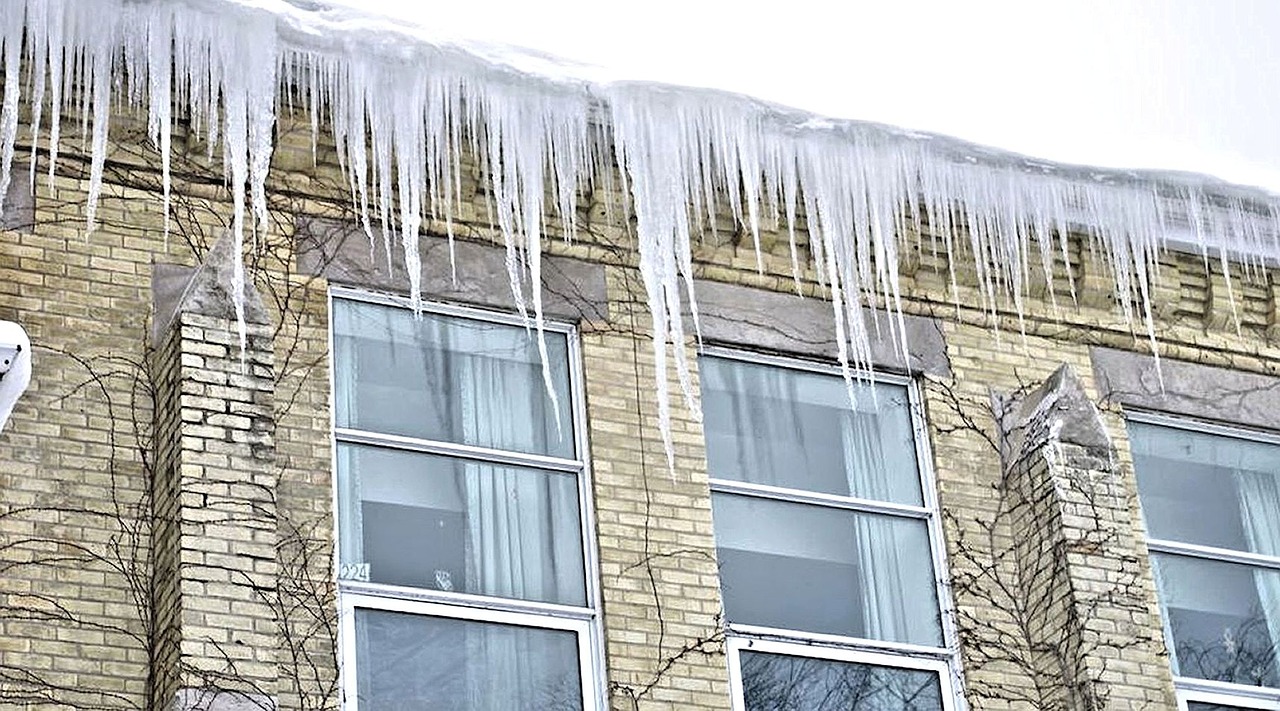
740;650;943;711
333;298;575;458
338;443;586;606
1152;553;1280;688
1187;703;1258;711
713;493;942;646
355;609;583;711
700;357;922;505
1130;421;1280;556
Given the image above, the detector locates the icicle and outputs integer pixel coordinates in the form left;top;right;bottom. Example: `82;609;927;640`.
82;14;111;235
144;5;173;242
24;0;47;193
4;0;1280;474
0;0;24;215
608;86;712;469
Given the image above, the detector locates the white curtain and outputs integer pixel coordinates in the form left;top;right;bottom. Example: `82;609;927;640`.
336;446;364;573
458;329;578;709
715;360;809;486
844;413;938;646
334;304;456;577
333;304;373;572
1235;468;1280;680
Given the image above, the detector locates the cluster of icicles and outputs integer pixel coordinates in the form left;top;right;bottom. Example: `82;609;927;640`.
2;0;1279;464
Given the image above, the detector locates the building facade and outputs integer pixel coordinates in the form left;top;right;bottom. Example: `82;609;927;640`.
1;60;1280;711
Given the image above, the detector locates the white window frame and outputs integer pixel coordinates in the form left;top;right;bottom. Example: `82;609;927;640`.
702;346;964;710
726;638;958;711
1177;688;1280;711
1128;410;1280;711
329;286;606;711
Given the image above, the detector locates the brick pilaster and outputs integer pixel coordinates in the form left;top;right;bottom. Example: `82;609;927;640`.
151;236;278;711
998;365;1175;710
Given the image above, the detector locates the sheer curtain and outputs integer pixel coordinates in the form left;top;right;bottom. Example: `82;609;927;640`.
1235;468;1280;680
844;410;938;646
334;304;456;576
458;328;579;709
335;314;364;569
716;360;808;487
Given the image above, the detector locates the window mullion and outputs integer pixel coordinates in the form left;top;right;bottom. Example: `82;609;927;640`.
709;478;932;519
1178;679;1280;709
338;580;597;620
336;426;584;472
727;623;953;659
1147;538;1280;571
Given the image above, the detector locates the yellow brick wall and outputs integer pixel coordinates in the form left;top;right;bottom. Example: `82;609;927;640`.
583;268;729;711
0;108;1277;711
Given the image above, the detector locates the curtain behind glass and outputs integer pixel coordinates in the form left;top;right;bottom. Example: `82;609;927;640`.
333;299;584;604
844;416;938;645
1132;422;1280;552
334;445;583;602
703;356;939;646
703;357;813;488
335;300;587;706
333;299;573;458
459;328;583;704
701;357;922;505
1152;554;1280;686
714;493;942;646
1130;422;1280;681
460;352;582;605
1236;469;1280;682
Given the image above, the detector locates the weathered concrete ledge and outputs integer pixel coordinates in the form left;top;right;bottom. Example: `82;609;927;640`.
295;216;609;323
1092;345;1280;429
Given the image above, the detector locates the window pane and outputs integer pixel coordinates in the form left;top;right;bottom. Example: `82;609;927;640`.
739;650;943;711
333;299;574;458
700;357;923;505
713;493;942;646
1187;703;1259;711
1151;553;1280;688
1130;422;1280;556
355;609;583;711
338;443;586;606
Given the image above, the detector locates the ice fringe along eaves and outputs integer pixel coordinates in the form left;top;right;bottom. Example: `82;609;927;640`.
2;0;1279;470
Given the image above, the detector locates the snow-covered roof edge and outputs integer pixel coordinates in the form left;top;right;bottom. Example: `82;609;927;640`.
2;0;1278;464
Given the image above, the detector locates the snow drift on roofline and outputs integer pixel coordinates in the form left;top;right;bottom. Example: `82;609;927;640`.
1;0;1278;464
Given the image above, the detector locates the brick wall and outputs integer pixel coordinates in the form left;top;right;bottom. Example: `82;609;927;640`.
0;108;1278;711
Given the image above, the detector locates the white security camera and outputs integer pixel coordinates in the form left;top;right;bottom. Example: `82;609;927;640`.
0;341;22;377
0;321;31;434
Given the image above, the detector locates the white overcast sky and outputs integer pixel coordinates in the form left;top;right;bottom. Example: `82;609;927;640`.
319;0;1280;193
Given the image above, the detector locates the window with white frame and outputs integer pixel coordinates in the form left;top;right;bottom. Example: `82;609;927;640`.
700;351;959;711
331;290;601;711
1128;416;1280;711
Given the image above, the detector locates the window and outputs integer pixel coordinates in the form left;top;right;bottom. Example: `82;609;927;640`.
331;289;601;711
1128;415;1280;711
701;351;959;711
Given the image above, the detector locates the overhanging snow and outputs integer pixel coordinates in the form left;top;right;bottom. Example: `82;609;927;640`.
1;0;1278;463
